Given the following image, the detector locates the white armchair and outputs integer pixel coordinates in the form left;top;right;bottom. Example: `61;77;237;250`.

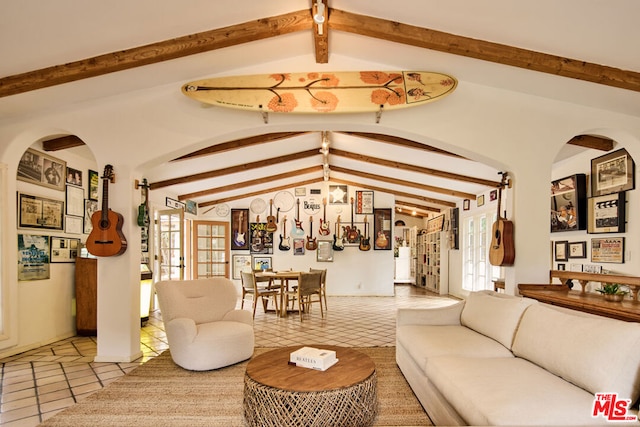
155;277;254;371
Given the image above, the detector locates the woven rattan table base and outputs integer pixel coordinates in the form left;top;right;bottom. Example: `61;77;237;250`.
243;370;377;427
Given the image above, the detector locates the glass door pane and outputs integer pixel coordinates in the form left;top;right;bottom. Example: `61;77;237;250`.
156;209;185;281
192;221;230;279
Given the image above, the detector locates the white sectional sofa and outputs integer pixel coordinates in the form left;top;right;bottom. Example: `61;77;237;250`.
396;290;640;426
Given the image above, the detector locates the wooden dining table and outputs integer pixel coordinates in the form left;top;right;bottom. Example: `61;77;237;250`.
255;270;300;317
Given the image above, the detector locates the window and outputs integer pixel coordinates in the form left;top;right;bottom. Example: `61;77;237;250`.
462;211;501;291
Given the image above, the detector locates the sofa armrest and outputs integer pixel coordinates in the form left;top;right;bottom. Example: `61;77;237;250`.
397;301;465;327
222;309;254;325
165;318;198;346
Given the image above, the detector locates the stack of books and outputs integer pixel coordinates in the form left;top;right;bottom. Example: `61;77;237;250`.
289;346;339;371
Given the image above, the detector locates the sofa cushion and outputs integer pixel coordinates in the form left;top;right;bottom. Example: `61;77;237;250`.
512;303;640;404
396;325;513;375
426;356;604;426
460;290;536;349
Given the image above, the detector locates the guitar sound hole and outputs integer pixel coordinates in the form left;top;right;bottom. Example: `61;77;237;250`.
99;220;110;229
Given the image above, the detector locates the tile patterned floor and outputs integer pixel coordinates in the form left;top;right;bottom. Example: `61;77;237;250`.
0;285;456;426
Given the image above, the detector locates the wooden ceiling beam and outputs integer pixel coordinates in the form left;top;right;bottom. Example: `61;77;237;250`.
152;148;319;189
330;177;450;209
395;200;439;214
338;131;464;158
329;9;640;93
172;132;309;161
0;10;312;98
567;135;614;151
330;165;477;200
331;148;499;187
179;165;322;200
42;135;85;151
198;177;323;208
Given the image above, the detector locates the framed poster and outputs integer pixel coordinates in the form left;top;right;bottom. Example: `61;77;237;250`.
231;209;249;250
17;148;66;191
317;240;334;262
88;169;100;200
373;208;392;250
65;215;83;234
293;238;305;255
426;214;445;233
166;197;185;210
551;174;587;232
591;148;635;196
355;190;374;214
50;237;80;263
249;220;273;254
65;185;84;216
17;234;50;280
587;192;626;233
18;193;64;230
232;254;251;279
591;237;625;263
84;199;98;234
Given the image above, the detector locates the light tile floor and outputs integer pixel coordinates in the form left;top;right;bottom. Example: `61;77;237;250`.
0;285;456;426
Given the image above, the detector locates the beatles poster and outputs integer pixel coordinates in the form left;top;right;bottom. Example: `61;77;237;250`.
18;234;50;281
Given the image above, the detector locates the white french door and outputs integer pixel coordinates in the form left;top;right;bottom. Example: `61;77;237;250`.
155;209;185;281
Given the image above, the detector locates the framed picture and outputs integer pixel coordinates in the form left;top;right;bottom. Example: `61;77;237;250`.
554;240;568;261
316;240;334;262
65;185;84;216
591;237;625;263
249;221;273;254
557;263;566;271
551;174;587;232
426;214;445;233
373;208;392;250
295;187;306;197
18;234;50;281
477;195;485;207
232;254;251;279
253;256;272;271
50;237;80;263
65;167;83;187
84;199;98;234
489;190;498;201
88;169;100;200
65;215;83;234
583;264;603;274
568;241;587;258
570;263;583;272
185;200;197;215
328;185;348;204
231;209;249;250
463;199;470;211
587;192;626;234
17;148;66;191
18;193;64;230
293;238;305;255
355;190;374;214
591;148;635;196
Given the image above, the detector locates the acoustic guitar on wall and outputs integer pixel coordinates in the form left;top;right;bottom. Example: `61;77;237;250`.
489;172;515;266
86;165;128;257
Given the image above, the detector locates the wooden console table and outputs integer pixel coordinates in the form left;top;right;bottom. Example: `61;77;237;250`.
518;270;640;323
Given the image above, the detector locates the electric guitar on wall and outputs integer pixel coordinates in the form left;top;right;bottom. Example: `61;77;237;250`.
306;216;317;250
359;215;371;251
489;172;516;266
332;215;345;251
234;211;246;247
86;165;128;257
278;216;291;251
291;198;305;236
318;197;330;236
345;197;360;243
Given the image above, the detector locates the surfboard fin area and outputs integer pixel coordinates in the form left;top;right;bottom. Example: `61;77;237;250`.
181;71;457;114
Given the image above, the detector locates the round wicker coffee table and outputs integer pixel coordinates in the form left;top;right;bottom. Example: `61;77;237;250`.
244;345;377;427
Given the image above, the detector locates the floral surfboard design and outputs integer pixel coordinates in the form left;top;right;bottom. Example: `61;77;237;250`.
182;71;457;114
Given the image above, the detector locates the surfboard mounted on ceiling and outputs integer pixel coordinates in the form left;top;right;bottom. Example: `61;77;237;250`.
181;71;457;121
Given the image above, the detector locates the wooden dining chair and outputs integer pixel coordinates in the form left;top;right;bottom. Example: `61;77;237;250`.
309;268;328;310
240;271;280;318
285;271;324;321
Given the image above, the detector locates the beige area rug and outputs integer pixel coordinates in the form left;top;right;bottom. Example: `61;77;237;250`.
41;347;432;427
